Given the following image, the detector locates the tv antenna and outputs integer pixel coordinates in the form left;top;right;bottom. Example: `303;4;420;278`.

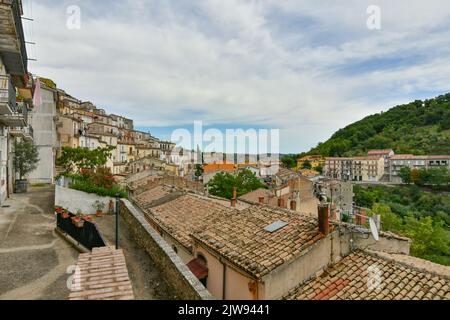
369;217;379;241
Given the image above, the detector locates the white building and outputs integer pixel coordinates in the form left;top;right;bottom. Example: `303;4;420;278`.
28;82;58;184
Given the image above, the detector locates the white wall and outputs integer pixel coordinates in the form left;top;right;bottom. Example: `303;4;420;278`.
55;185;116;215
28;85;57;184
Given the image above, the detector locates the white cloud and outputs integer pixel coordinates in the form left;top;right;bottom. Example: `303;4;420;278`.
25;0;450;153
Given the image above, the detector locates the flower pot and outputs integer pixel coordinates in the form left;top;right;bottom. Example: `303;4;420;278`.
61;211;70;219
96;210;103;217
14;180;28;194
71;217;85;228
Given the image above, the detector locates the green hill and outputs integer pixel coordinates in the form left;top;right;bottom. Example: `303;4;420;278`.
307;93;450;157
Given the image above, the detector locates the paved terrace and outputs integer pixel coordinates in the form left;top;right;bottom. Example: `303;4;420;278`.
94;214;177;299
0;186;78;300
0;185;176;300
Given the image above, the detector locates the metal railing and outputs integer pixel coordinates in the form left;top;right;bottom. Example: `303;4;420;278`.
56;212;106;251
0;75;17;113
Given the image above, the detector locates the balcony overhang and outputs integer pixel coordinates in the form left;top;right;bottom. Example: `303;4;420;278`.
0;114;25;127
0;99;14;114
0;0;28;86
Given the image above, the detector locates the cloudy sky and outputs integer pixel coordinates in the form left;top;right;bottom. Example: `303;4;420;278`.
24;0;450;153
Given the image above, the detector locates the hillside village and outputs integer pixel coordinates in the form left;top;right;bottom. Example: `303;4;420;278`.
0;0;449;302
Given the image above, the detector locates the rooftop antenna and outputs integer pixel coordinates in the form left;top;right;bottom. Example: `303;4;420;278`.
369;217;380;241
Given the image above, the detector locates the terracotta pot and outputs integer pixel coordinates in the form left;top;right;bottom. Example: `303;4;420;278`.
96;210;103;217
61;211;70;219
71;217;85;228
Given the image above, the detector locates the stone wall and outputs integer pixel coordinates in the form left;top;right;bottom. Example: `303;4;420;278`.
119;199;213;300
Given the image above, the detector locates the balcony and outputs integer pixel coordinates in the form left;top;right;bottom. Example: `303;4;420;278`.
9;124;33;140
0;100;28;127
0;74;16;114
0;0;29;87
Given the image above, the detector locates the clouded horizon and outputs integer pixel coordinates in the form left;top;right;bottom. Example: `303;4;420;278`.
24;0;450;153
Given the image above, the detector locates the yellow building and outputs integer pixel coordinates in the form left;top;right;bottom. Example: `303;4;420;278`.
296;155;324;171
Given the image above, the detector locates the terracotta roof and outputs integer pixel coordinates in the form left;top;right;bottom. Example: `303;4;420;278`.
352;156;383;161
192;205;323;278
134;185;173;207
148;194;238;252
275;167;298;181
368;149;394;155
239;188;275;203
391;154;450;160
203;163;236;174
285;250;450;300
298;155;323;161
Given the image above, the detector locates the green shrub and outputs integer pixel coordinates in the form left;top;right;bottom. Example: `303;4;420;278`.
70;179;127;198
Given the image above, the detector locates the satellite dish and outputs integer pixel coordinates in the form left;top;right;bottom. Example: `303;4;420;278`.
369;217;379;241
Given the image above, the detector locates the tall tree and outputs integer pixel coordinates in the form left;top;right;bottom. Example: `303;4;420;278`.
13;140;40;180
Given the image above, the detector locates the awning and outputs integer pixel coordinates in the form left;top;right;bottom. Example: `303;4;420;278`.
187;259;208;279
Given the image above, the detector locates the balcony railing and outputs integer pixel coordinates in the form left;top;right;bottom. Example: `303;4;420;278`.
0;75;17;114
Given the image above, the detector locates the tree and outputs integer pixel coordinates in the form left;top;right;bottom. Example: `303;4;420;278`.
354;187;376;208
402;216;449;259
194;164;204;179
301;160;312;170
57;146;114;174
399;167;412;184
315;165;324;175
369;204;402;232
13;140;39;180
281;155;297;169
207;169;266;199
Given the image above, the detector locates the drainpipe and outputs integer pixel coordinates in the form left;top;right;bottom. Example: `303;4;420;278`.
222;261;227;300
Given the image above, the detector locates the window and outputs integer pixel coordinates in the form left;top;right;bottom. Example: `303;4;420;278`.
196;253;208;287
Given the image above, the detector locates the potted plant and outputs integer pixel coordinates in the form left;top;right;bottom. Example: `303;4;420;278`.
83;215;93;223
55;206;63;214
71;210;85;228
61;208;70;219
92;200;106;217
13;140;40;193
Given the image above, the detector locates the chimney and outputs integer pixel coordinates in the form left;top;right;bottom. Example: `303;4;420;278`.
231;187;237;207
290;200;297;211
318;204;330;235
258;196;265;204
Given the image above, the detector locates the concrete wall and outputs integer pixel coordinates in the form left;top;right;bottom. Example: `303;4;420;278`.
119;199;213;300
55;185;115;215
194;245;260;300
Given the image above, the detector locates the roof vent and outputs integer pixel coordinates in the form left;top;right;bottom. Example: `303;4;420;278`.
264;220;288;233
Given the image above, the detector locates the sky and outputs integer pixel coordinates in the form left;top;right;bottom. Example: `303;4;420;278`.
23;0;450;153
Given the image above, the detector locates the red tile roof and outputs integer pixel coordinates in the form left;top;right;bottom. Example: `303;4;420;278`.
192;205;323;278
285;250;450;300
